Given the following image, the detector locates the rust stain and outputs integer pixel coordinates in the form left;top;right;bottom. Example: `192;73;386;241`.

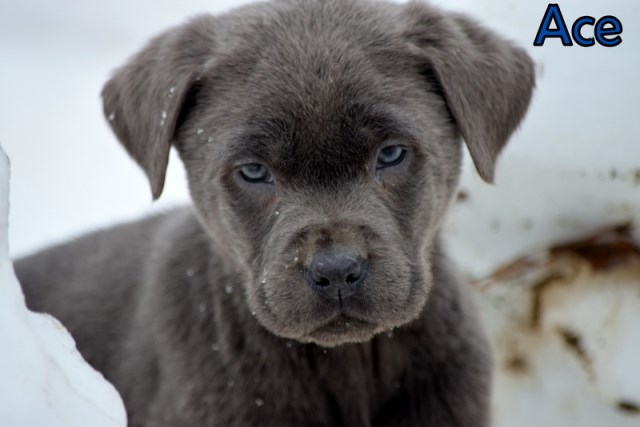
477;256;542;286
477;223;640;290
550;223;640;271
456;190;469;203
474;222;640;341
504;354;529;374
617;400;640;415
529;274;564;329
556;327;596;382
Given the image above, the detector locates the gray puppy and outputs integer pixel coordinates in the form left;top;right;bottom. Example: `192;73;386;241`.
15;0;534;425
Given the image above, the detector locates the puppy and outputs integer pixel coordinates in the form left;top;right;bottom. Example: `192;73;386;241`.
15;0;534;425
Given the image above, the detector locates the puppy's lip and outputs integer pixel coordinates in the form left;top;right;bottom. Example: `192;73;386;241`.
337;305;382;326
302;315;380;346
292;310;341;336
308;314;376;335
299;308;378;337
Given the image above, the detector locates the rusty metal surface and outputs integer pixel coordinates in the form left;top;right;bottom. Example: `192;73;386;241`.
472;223;640;427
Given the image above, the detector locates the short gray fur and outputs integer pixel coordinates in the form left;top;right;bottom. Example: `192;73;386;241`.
15;0;535;425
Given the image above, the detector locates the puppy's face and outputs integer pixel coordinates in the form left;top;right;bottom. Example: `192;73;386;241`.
182;45;461;346
102;0;535;346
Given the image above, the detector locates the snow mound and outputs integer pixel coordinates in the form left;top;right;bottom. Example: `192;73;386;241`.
0;146;126;427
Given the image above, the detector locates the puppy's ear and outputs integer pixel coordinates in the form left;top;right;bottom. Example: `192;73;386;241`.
102;15;216;199
403;3;535;183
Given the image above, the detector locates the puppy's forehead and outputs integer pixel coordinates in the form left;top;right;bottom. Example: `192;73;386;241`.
216;2;417;183
236;98;405;181
216;0;409;98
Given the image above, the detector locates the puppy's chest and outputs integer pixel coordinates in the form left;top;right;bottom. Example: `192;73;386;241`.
197;341;406;426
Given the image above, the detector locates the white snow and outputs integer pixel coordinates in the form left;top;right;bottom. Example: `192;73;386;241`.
471;242;640;426
0;146;127;427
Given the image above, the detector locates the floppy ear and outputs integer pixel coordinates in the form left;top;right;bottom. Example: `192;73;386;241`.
403;2;535;183
102;15;216;200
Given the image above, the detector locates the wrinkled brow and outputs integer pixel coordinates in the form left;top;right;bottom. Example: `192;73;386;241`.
226;104;418;164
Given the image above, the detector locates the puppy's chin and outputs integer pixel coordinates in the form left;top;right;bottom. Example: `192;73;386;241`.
299;316;383;347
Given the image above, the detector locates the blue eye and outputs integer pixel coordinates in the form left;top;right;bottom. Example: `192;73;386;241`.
377;146;406;168
239;163;272;183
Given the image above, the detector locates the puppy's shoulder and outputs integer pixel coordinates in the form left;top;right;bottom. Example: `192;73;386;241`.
13;206;204;310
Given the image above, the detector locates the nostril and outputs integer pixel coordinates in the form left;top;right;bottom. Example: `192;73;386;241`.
345;272;360;284
315;277;331;287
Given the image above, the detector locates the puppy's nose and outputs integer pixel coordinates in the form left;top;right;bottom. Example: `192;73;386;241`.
306;249;367;302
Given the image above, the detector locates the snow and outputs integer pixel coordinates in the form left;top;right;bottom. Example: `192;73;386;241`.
445;154;640;278
0;146;126;427
0;0;256;259
472;239;640;426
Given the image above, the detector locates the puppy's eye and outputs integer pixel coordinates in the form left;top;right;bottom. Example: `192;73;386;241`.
239;163;272;183
377;145;407;168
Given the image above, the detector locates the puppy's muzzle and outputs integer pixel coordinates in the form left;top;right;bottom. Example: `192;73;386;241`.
304;248;367;303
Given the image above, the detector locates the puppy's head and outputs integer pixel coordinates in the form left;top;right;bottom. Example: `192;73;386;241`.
102;0;534;346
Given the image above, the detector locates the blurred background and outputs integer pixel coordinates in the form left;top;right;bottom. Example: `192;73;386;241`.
1;0;639;426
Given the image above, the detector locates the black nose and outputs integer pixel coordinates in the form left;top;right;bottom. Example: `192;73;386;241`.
305;249;367;302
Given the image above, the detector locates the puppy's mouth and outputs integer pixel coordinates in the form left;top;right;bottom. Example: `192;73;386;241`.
300;313;382;347
256;250;427;347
